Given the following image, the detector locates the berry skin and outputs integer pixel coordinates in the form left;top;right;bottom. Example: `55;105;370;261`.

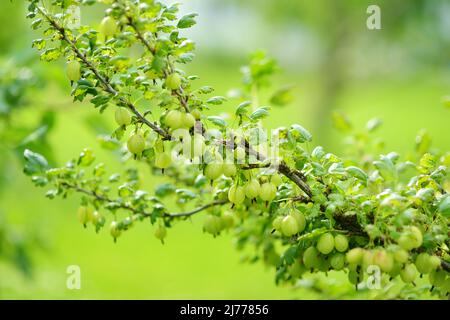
165;110;183;130
303;246;321;270
291;210;306;233
191;109;201;120
259;182;277;201
110;221;121;240
272;216;283;231
77;206;90;225
115;108;131;126
317;233;334;255
100;16;117;37
154;152;171;169
127;134;146;154
203;215;223;235
154;224;167;242
415;253;435;274
346;248;364;265
67;60;81;81
334;234;349;252
281;215;299;236
429;270;447;287
181;112;196;128
191;134;206;158
330;253;346;270
400;264;417;283
372;249;394;273
204;163;223;180
393;248;409;264
221;212;235;229
222;163;237;177
271;174;283;186
228;185;245;205
244;179;261;199
398;226;423;250
165;73;182;90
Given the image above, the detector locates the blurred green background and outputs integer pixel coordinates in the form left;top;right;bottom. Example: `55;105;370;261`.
0;0;449;299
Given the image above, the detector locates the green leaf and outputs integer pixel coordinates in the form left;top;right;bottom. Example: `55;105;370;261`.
206;116;227;128
438;195;450;217
197;86;214;94
373;155;397;182
289;124;312;143
249;106;269;121
23;149;49;175
270;85;294;106
177;13;198;29
206;96;227;105
346;166;368;185
415;129;431;155
234;101;250;115
40;48;61;62
155;183;176;197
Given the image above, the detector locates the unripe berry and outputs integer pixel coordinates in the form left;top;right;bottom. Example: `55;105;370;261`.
317;233;334;255
127;133;145;154
334;234;349;252
244;179;260;199
330;253;346;270
272;216;283;231
154;224;167;242
110;221;121;240
100;16;117;37
154;152;171;169
398;226;423;250
346;248;364;265
228;185;245;205
259;182;277;201
204;163;223;180
373;249;394;272
281;215;299;236
115;108;131;126
191;109;201;120
222;163;237;177
77;206;91;225
165;73;182;90
429;270;447;287
415;253;434;274
181;112;196;128
400;264;417;283
393;248;409;264
203;215;222;235
303;246;320;270
67;60;81;81
165;110;183;130
221;212;234;229
271;173;283;186
291;210;306;233
92;210;105;226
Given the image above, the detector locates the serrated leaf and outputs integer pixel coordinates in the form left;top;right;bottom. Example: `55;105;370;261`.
289;124;312;143
23;149;49;175
346;166;368;184
249;106;269;121
206;96;226;105
177;13;198;29
206;116;227;128
235;101;251;116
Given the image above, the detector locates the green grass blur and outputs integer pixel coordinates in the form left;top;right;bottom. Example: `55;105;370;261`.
0;0;449;299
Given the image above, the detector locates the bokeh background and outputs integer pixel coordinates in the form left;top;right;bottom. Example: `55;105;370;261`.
0;0;449;299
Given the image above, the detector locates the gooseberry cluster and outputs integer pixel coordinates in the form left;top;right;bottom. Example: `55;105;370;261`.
24;0;449;298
